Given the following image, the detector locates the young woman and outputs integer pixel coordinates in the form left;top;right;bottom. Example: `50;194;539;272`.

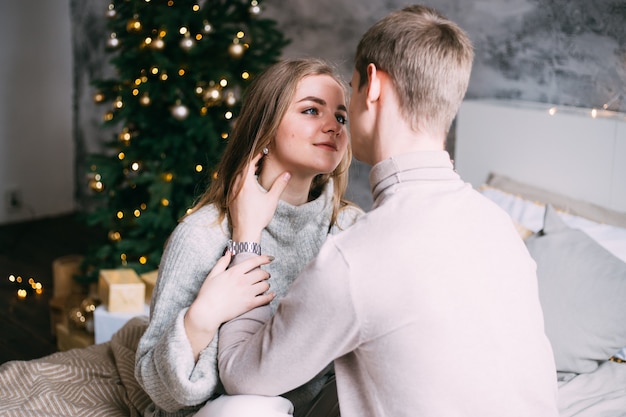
134;58;363;416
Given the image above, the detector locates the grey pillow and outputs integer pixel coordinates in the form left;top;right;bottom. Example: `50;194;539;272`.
525;205;626;373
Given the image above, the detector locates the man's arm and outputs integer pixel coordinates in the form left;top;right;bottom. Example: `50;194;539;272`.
218;239;360;396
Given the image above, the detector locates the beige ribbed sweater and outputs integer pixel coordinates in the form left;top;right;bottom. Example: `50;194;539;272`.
219;151;559;417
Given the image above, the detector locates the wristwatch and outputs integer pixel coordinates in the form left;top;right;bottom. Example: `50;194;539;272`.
226;240;262;256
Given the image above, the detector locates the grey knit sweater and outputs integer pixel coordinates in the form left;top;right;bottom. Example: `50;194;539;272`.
134;181;362;416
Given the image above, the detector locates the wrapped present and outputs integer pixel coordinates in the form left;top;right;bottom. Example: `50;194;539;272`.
140;270;158;304
98;269;145;313
51;255;84;298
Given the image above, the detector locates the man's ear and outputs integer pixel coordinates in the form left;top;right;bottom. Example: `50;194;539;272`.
366;63;382;103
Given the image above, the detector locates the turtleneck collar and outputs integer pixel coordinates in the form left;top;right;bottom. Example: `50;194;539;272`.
369;151;458;203
265;179;334;238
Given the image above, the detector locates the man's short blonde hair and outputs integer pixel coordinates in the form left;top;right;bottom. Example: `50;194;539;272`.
355;4;474;136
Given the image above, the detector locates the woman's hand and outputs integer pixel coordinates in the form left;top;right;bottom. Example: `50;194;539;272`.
229;153;291;243
184;252;275;360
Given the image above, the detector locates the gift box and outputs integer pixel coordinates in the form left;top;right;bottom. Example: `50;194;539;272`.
98;269;145;313
52;255;84;298
140;270;158;304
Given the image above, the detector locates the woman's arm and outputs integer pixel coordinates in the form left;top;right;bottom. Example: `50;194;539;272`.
134;214;272;412
184;252;274;360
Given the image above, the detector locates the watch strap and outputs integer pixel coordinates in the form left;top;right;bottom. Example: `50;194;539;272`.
227;240;261;256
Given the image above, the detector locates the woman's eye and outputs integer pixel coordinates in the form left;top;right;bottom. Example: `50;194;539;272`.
336;114;347;125
302;108;318;115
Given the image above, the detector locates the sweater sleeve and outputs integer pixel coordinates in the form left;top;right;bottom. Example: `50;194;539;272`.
218;237;361;396
135;218;227;412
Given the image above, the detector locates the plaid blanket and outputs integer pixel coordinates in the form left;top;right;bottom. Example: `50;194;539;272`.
0;316;151;417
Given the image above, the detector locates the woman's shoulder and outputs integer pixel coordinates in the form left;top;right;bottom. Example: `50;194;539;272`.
168;204;227;243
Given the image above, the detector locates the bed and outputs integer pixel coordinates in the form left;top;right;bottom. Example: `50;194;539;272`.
455;99;626;417
1;99;625;417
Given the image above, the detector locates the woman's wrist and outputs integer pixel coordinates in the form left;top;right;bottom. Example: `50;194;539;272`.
231;229;262;244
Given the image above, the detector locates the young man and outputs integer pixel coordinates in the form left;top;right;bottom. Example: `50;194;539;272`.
215;5;559;416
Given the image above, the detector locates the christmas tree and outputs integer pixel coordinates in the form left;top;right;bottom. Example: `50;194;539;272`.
82;0;289;283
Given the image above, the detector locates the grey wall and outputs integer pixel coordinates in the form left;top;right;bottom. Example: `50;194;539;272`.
0;0;74;224
260;0;626;208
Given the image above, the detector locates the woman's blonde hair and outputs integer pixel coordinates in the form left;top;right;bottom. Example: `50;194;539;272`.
190;58;354;227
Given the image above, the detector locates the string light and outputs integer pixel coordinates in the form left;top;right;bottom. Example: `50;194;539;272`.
8;274;44;299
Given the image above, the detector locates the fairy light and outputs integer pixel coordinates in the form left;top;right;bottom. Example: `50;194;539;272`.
548;107;557;116
220;79;228;87
242;71;250;80
9;274;44;299
195;164;203;172
139;256;148;265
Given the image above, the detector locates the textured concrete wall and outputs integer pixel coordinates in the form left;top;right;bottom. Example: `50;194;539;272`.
72;0;626;210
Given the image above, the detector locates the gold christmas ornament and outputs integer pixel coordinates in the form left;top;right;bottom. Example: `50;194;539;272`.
228;42;244;58
106;33;120;49
108;230;122;242
93;92;105;103
225;91;237;106
127;15;142;32
89;178;104;192
152;37;165;50
204;87;221;103
250;0;261;14
139;93;151;106
106;3;116;18
171;101;190;120
202;20;213;34
180;36;195;51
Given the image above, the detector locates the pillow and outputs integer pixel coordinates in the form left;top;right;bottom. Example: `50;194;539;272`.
525;205;626;373
481;174;626;263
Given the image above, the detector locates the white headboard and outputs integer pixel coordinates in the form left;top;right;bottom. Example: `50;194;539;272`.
454;100;626;212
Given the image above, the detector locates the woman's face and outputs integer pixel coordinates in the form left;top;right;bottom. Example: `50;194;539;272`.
268;74;349;181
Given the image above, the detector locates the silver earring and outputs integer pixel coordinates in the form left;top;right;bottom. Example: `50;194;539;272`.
262;147;269;155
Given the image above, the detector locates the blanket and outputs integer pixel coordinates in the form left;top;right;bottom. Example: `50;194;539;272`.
0;316;151;417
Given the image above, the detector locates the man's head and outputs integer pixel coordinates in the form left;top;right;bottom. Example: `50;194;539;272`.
353;5;474;138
